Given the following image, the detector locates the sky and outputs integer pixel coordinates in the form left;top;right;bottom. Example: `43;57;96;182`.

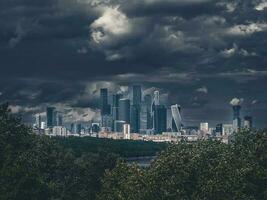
0;0;267;127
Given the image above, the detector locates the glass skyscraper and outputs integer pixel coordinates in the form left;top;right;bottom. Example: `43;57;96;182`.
119;99;130;123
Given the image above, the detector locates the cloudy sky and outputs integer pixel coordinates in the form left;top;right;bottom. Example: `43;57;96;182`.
0;0;267;127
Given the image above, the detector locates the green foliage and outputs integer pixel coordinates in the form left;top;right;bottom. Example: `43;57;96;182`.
0;103;118;200
55;136;167;158
97;131;267;200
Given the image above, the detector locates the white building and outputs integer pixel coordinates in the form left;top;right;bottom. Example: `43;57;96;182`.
200;122;209;133
123;124;131;139
222;124;234;136
52;126;67;136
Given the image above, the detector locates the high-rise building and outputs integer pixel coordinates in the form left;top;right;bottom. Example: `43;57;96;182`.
244;116;253;129
123;124;131;139
215;124;223;136
151;91;160;131
222;124;234;136
100;88;110;115
144;94;153;129
232;105;241;131
200;122;209;133
101;115;113;131
131;105;140;133
35;114;42;129
112;94;122;118
132;85;142;106
140;103;148;133
119;99;130;123
46;107;55;128
153;105;167;134
114;120;125;132
57;113;63;126
153;91;160;106
171;104;182;132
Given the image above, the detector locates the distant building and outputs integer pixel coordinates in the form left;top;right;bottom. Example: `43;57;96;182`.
114;120;125;132
41;122;46;129
119;99;130;123
123;124;131;139
200;122;209;133
222;124;234;136
140;102;149;133
215;123;223;136
91;123;100;133
52;126;67;136
244;116;253;129
100;88;110;115
232;105;241;131
101;115;113;131
153;105;167;134
171;104;182;132
132;85;142;106
144;94;153;129
131;105;140;133
46;107;55;128
35;114;42;129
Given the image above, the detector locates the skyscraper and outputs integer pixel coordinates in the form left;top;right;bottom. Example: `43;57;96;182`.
131;105;140;133
46;107;55;128
100;88;110;115
119;99;130;123
112;94;122;121
144;94;153;129
132;85;142;106
151;91;160;131
171;104;182;132
153;105;167;134
233;105;241;131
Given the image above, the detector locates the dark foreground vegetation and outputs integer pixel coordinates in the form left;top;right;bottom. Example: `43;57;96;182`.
55;136;167;158
0;103;266;200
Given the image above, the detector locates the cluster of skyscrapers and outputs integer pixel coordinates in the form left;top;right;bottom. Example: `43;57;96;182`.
32;85;253;142
99;85;182;135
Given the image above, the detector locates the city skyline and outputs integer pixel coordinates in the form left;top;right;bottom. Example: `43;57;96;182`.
0;0;267;128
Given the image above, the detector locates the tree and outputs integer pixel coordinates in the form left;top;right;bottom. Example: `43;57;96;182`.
98;131;267;200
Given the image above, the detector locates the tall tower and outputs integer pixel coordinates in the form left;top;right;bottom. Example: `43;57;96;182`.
132;85;142;106
153;105;167;134
100;88;110;115
119;99;130;123
171;104;182;132
112;94;122;121
46;107;55;128
233;105;241;131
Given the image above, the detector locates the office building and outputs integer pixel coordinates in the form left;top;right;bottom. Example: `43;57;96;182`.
35;114;42;129
114;120;125;132
101;115;113;131
140;103;148;133
131;105;140;133
144;94;153;129
123;124;131;139
112;94;122;120
119;99;130;123
132;85;142;106
153;105;167;134
46;107;55;128
100;88;110;115
222;124;234;136
215;124;223;136
232;105;241;131
171;104;182;132
200;122;209;133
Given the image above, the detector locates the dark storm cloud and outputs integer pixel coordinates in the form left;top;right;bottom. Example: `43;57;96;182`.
1;0;267;126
